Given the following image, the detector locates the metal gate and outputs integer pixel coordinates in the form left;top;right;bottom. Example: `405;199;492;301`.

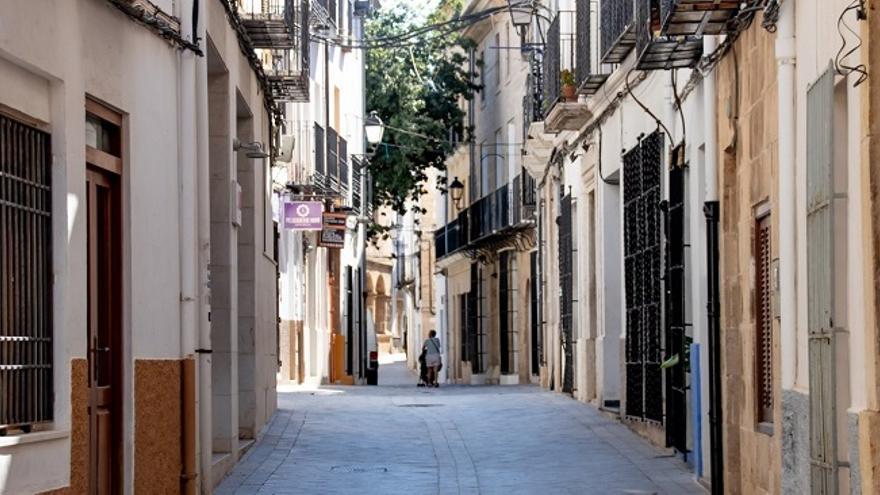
806;65;838;494
0;115;53;432
664;162;688;452
623;130;664;423
559;193;574;394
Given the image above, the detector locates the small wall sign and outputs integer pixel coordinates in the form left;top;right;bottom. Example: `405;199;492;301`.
284;201;324;231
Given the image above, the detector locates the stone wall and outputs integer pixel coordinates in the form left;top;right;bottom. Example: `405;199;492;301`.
859;5;880;493
715;16;782;495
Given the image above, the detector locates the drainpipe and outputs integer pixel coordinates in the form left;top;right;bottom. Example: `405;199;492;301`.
775;0;796;391
702;34;723;495
177;0;199;492
194;1;213;490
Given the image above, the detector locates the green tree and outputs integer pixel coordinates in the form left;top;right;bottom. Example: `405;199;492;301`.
365;0;480;233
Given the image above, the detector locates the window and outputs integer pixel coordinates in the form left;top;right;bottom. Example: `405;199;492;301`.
494;128;504;188
460;294;468;365
479;50;486;103
494;33;501;89
505;23;511;78
623;130;664;422
500;252;518;375
755;213;773;425
1;113;54;431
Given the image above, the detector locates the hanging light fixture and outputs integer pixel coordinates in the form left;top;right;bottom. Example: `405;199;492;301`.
364;110;385;145
448;176;465;210
507;0;533;38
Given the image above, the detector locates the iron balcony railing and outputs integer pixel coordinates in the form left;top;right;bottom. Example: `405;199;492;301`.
241;0;310;102
541;11;577;116
310;123;349;197
577;0;612;95
601;0;636;64
311;0;338;28
634;0;703;71
660;0;740;37
524;50;544;130
351;156;363;215
435;174;533;260
238;0;297;48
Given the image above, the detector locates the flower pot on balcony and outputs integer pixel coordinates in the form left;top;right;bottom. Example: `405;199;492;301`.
562;84;577;102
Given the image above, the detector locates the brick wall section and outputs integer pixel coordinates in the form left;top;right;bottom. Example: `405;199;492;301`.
715;15;782;495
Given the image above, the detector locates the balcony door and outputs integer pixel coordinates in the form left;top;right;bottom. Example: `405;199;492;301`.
85;100;123;495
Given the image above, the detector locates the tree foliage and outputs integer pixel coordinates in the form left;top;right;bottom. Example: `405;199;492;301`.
365;0;480;227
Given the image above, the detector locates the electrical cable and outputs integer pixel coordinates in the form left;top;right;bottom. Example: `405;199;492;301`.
625;70;672;140
762;0;780;33
671;70;686;150
311;2;525;50
596;124;619;186
835;0;869;87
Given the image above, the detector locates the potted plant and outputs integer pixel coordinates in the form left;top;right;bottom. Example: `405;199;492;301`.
561;69;577;101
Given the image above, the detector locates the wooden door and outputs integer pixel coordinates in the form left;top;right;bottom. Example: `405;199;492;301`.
87;167;122;495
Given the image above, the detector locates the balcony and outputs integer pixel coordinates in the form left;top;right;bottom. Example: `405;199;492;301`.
575;0;611;96
241;0;310;102
541;10;592;133
601;0;636;64
239;0;300;48
660;0;740;37
634;0;703;71
435;175;536;262
311;0;338;29
307;123;350;197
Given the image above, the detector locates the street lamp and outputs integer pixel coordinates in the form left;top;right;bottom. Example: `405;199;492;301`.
448;176;465;210
364;111;385;145
507;0;533;38
233;138;270;158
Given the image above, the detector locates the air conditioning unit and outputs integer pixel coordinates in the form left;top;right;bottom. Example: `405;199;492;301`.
277;135;296;162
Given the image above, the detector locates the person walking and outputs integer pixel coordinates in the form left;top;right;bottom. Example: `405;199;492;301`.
422;330;442;388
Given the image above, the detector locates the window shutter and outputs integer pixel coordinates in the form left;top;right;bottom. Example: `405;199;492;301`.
806;64;838;494
755;214;773;423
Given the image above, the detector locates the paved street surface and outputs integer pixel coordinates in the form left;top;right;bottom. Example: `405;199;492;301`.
217;357;703;495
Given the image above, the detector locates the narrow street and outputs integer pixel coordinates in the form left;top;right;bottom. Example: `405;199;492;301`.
216;357;702;495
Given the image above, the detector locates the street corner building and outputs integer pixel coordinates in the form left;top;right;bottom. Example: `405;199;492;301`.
421;0;880;494
0;0;302;492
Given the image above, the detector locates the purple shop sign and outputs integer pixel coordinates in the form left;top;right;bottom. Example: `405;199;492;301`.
284;201;324;231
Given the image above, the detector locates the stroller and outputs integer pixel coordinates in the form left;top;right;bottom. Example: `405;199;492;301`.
417;349;429;387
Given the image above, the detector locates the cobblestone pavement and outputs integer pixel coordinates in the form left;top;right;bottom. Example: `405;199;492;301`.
216;358;704;495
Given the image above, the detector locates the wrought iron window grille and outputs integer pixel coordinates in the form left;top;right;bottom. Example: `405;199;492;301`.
623;130;664;424
0;115;53;434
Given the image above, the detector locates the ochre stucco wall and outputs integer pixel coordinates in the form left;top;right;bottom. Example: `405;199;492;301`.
134;359;183;495
715;15;782;495
38;359;89;495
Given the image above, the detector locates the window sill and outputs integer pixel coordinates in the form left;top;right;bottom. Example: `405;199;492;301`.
0;429;69;448
756;422;774;436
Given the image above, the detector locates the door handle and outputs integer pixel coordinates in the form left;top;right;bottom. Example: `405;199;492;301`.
90;347;110;353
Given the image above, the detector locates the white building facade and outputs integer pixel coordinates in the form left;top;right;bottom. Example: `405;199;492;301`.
276;0;373;386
